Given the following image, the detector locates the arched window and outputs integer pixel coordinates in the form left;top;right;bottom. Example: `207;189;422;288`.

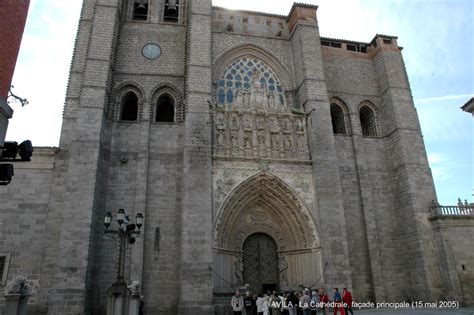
121;92;139;121
156;94;175;122
132;0;149;21
330;104;346;134
359;106;378;137
163;0;179;22
217;56;286;109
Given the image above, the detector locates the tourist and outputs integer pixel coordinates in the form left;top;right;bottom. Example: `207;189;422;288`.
280;292;288;315
256;294;266;315
332;288;345;315
271;291;282;315
232;290;244;315
310;290;319;315
342;288;353;315
244;291;254;315
296;291;303;315
300;290;311;315
319;288;329;315
251;294;258;315
287;291;298;315
263;294;270;315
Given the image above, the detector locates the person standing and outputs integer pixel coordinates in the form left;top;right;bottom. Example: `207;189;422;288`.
244;291;254;315
271;291;282;315
342;288;353;315
300;290;311;315
257;294;265;315
332;288;345;315
252;294;259;315
280;292;288;315
287;291;298;315
319;288;329;315
263;294;271;315
232;290;244;315
310;291;319;315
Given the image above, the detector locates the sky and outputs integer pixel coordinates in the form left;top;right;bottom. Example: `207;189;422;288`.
6;0;473;205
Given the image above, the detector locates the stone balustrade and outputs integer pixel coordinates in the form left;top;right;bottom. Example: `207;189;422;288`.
431;204;474;216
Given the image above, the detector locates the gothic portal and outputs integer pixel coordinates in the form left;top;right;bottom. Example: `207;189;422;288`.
243;233;279;295
1;1;473;315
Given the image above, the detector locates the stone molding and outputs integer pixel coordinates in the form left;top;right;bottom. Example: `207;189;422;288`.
214;171;319;251
213;44;293;92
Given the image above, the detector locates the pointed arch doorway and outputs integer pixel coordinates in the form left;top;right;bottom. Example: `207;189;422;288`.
213;172;323;293
243;233;279;294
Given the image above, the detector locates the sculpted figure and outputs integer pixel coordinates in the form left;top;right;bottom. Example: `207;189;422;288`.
234;255;243;285
127;281;141;295
216;112;225;130
279;256;289;287
5;276;30;295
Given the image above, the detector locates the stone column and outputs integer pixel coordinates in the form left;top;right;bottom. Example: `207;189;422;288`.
288;4;352;289
177;0;215;313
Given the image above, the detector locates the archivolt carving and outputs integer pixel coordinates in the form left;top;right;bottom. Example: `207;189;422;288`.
214;172;319;252
234;223;287;251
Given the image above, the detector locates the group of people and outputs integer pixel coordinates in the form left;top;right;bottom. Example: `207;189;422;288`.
231;287;354;315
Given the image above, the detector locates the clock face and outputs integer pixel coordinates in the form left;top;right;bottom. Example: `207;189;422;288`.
142;43;161;60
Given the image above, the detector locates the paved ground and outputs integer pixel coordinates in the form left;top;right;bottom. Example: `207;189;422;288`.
351;308;474;315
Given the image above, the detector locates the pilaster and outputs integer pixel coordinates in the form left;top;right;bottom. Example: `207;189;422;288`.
372;35;443;300
177;0;215;314
39;0;122;313
288;4;352;290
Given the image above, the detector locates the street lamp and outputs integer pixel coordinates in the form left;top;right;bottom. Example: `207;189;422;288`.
104;209;144;285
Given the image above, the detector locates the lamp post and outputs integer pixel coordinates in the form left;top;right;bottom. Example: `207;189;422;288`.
104;209;144;315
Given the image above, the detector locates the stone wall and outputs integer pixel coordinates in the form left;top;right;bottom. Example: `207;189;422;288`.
431;215;474;307
0;147;56;314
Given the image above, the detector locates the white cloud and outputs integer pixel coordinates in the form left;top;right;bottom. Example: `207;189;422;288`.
415;94;474;104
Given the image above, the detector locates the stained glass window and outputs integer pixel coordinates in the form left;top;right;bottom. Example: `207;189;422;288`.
217;56;285;108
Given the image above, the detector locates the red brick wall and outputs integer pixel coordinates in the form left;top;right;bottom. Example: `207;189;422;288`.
0;0;30;99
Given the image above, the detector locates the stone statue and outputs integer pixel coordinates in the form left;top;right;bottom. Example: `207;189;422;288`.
230;115;239;130
5;276;30;296
296;118;304;133
244;132;252;148
267;92;276;109
278;256;289;287
256;116;266;130
270;117;280;133
127;281;141;295
243;115;253;130
216;112;225;130
234;255;243;285
217;130;225;146
283;117;292;132
234;90;244;109
284;135;293;151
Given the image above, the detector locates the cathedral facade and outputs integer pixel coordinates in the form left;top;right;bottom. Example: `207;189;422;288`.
0;1;473;314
